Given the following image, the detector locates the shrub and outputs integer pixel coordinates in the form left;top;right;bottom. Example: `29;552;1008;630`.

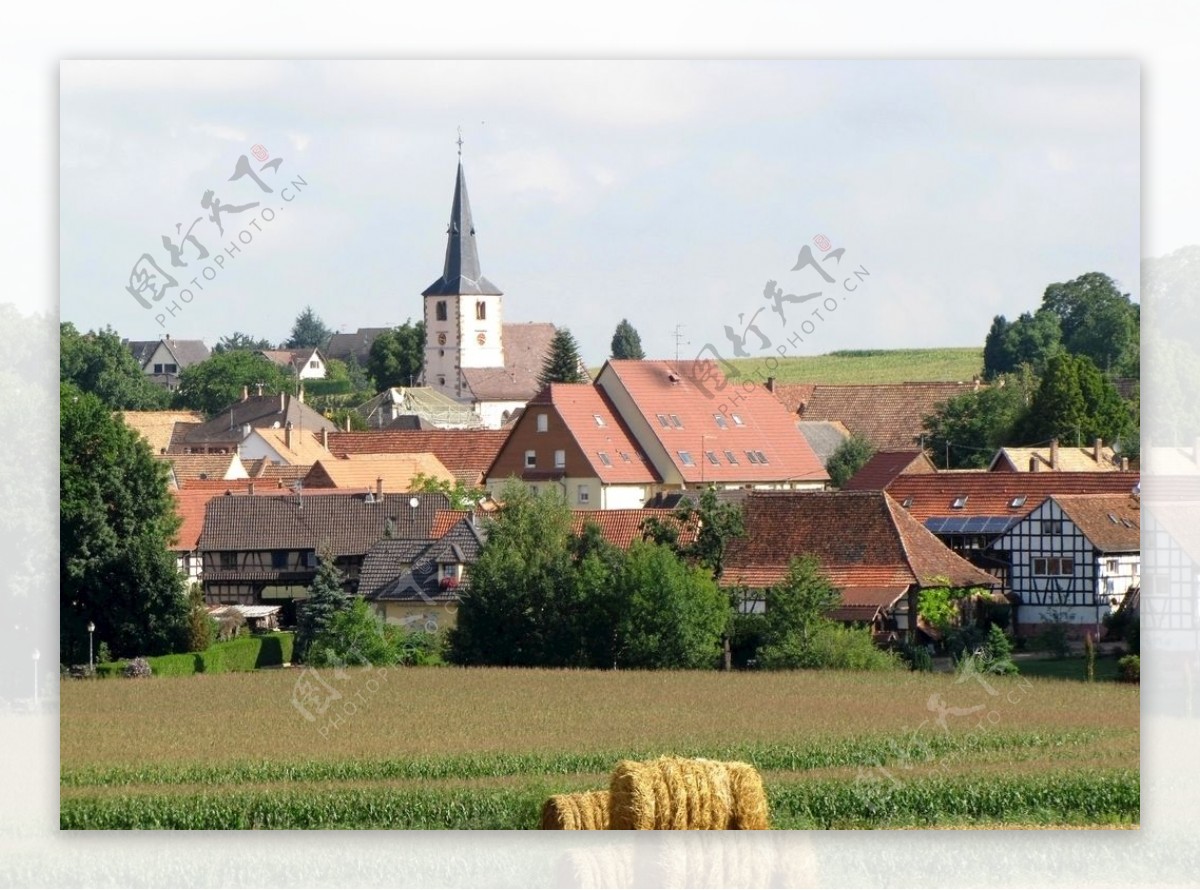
760;621;901;672
1033;622;1071;659
946;625;985;662
898;641;933;672
186;584;216;653
122;657;152;679
96;642;112;665
980;600;1012;631
1118;655;1140;684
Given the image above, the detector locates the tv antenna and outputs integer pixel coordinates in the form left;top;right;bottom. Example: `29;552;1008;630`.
671;325;690;363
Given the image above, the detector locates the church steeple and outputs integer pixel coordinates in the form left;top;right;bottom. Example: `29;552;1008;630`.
422;161;503;297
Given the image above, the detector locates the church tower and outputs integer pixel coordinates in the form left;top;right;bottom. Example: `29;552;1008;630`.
421;157;505;401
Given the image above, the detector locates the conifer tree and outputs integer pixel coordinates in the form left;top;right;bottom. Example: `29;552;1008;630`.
610;318;646;360
294;545;350;663
538;327;587;387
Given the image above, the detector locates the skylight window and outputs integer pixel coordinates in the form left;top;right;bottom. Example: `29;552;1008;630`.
1009;496;1027;509
670;414;684;429
724;450;738;465
901;496;914;509
593;414;606;428
731;414;745;426
706;451;720;466
656;414;670;429
713;414;728;429
598;451;613;467
745;451;760;465
678;451;695;466
619;452;631;463
755;451;769;464
951;495;968;509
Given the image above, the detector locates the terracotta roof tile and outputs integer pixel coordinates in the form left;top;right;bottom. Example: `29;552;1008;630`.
120;410;206;455
570;509;699;550
1052;494;1140;553
796;383;980;451
723;491;997;591
843;450;936;491
303;453;455;491
155;453;247;487
431;510;471;538
992;445;1121;472
460;323;558;402
327;429;509;485
598;360;827;485
884;471;1141;522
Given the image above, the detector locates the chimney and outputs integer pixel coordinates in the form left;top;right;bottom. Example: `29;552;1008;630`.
321;428;328;450
468;509;477;529
376;476;383;500
255;382;264;397
285;420;293;451
280;391;285;413
1029;456;1039;473
1049;438;1059;470
345;414;352;432
248;481;255;495
765;376;776;393
1094;437;1103;463
1121;457;1130;471
242;385;249;402
298;383;305;404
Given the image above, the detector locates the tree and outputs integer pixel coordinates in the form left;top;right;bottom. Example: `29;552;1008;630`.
761;556;840;650
826;434;875;489
449;484;576;666
367;320;425;390
610;318;646;360
213;332;275;354
410;472;485;510
60;323;171;410
174;350;295;417
610;540;728;669
1019;353;1133;446
185;583;216;653
982;315;1013;380
306;596;397;667
294;546;350;664
922;384;1027;469
286;306;333;349
60;384;189;661
538;327;587;387
1041;272;1139;376
673;485;746;580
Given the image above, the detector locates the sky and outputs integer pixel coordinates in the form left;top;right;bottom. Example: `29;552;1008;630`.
60;60;1140;367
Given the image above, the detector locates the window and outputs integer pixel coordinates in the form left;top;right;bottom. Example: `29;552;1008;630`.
951;495;968;509
1009;496;1027;509
1039;519;1063;535
745;451;760;465
713;414;728;429
554;449;566;469
271;550;289;569
577;484;590;504
1033;557;1074;576
536;413;548;433
593;414;606;428
219;552;238;569
656;414;671;428
309;360;319;369
475;300;486;320
525;450;536;469
153;363;163;374
436;301;448;321
1107;558;1121;573
598;451;613;467
678;451;695;466
901;496;914;509
724;450;739;465
619;452;631;463
670;414;684;429
755;450;769;464
731;414;745;426
165;363;178;373
706;451;720;466
304;551;318;568
436;375;446;387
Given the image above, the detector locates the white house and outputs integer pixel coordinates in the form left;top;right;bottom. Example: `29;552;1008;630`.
989;492;1140;635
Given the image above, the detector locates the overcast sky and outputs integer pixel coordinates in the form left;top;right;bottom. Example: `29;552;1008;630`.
60;60;1139;365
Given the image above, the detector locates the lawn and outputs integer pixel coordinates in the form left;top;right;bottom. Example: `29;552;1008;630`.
1016;654;1123;683
726;347;984;385
59;667;1139;830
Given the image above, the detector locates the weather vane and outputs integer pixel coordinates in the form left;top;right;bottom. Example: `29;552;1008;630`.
456;126;463;158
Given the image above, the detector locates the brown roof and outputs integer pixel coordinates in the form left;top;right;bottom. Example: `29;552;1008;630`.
247;461;313;486
198;491;451;556
827;587;908;623
327;429;509;485
303;453;455;491
120;410;206;455
570;509;700;550
884;472;1142;522
723;491;998;591
991;444;1121;472
843;450;937;491
430;510;471;539
258;348;322;371
170;488;274;551
597;360;827;485
460;322;558;402
177;393;338;446
325;328;391;364
1053;494;1140;552
155;452;246;487
793;383;980;451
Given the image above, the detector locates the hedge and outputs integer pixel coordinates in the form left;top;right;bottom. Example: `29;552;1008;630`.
95;632;294;678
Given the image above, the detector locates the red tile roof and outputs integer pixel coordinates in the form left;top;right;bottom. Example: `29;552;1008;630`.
790;383;981;451
842;450;936;491
1053;494;1140;553
723;491;997;591
326;429;510;485
431;509;471;539
170;488;274;551
597;360;827;485
569;509;699;550
884;472;1141;522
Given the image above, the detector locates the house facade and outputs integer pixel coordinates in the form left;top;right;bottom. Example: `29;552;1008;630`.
258;347;328;380
989;493;1141;635
125;336;211;391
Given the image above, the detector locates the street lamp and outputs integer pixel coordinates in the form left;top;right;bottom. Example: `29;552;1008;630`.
87;621;96;670
31;649;40;707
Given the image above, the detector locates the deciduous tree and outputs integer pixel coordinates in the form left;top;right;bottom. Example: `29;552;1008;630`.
367;319;425;390
826;434;875;489
175;350;295;417
60;323;171;410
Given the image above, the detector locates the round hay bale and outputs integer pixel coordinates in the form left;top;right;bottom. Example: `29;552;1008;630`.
610;756;751;830
726;761;770;830
609;759;659;830
540;790;611;830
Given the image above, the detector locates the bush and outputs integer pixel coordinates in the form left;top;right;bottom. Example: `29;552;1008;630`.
898;641;933;672
945;625;985;662
1118;655;1140;684
186;584;217;652
760;621;902;672
122;657;152;679
979;600;1012;631
1033;622;1072;659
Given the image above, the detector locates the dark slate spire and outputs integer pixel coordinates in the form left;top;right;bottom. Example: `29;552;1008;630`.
422;161;503;297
